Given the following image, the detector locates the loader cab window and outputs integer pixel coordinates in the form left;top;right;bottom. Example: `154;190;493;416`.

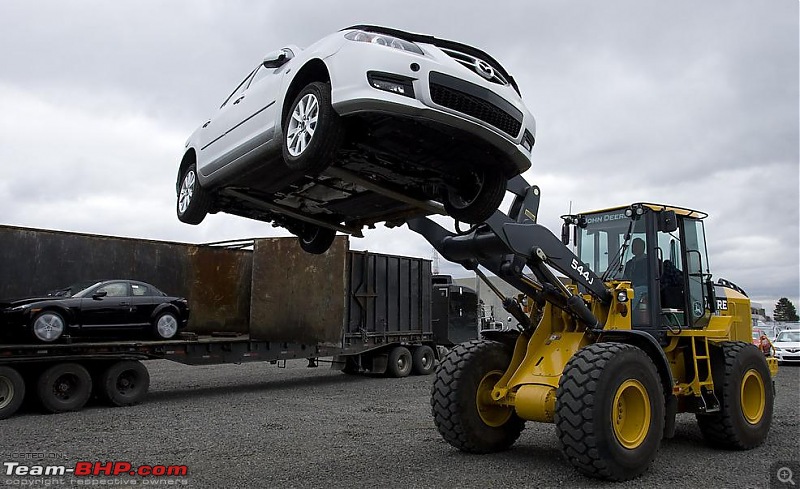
656;223;686;324
683;218;711;328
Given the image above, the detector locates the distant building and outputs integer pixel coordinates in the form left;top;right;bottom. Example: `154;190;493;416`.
751;302;767;322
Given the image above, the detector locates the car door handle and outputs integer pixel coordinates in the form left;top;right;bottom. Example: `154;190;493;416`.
202;120;211;128
120;301;129;306
233;95;245;105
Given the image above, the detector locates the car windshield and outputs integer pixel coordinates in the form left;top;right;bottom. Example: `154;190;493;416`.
775;331;800;342
71;282;104;298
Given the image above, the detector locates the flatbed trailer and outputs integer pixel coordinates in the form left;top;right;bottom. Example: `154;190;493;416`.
0;230;444;420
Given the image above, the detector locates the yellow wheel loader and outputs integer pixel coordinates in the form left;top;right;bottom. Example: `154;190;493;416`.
407;176;776;481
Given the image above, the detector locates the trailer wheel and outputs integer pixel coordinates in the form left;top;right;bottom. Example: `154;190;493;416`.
412;345;436;375
282;82;343;174
555;342;665;481
696;342;773;449
386;347;413;378
431;340;525;453
37;363;92;413
98;361;150;407
0;366;25;420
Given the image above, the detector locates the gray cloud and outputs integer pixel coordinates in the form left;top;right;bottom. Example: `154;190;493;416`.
0;0;797;314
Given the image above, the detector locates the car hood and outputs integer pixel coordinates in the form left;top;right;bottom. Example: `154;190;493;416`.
343;25;520;94
1;297;56;308
773;341;800;349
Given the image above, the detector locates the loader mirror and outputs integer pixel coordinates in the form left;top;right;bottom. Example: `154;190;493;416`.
658;210;678;233
561;221;570;245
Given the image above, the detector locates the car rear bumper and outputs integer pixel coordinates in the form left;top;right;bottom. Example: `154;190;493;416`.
326;41;535;174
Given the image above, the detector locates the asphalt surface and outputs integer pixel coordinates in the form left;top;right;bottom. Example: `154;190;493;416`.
1;359;798;488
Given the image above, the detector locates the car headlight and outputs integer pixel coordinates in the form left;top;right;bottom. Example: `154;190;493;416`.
9;305;30;312
344;30;424;55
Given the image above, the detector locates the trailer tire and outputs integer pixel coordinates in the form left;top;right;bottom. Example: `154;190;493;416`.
37;363;92;413
99;361;150;407
0;366;25;420
386;347;413;378
412;345;436;375
555;342;665;481
696;342;773;449
431;340;525;453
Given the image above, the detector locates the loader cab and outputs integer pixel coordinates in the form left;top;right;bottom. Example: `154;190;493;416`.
571;203;713;341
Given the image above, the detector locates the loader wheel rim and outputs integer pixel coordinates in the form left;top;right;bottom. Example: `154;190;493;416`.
612;379;651;449
740;369;765;424
476;370;512;427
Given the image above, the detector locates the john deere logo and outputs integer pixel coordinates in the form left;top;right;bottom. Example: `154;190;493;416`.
475;60;495;80
693;301;703;318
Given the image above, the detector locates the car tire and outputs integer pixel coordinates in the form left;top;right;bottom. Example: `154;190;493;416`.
30;311;66;343
443;167;507;224
37;363;92;413
0;366;25;420
99;361;150;407
153;312;180;340
282;82;343;175
297;224;336;255
177;163;211;225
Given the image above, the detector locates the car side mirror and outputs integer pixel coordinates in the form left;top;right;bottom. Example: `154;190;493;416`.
92;291;108;299
263;48;292;68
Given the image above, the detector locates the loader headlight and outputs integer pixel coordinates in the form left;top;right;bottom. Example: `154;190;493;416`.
617;291;628;303
345;30;424;55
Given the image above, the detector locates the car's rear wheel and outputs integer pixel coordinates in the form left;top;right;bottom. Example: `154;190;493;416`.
443;167;507;224
153;312;180;340
297;224;336;255
282;82;343;175
177;163;211;225
31;311;65;343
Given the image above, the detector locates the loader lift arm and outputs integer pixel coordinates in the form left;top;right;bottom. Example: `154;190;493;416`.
406;175;612;330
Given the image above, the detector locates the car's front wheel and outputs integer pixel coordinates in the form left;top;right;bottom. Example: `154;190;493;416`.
177;163;211;225
297;224;337;255
282;82;343;175
31;311;65;343
443;167;507;224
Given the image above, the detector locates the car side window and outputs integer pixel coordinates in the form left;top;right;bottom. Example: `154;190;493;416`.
131;284;150;296
220;69;256;108
96;282;129;297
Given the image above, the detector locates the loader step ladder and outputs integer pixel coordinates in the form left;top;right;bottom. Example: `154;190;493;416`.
687;336;720;413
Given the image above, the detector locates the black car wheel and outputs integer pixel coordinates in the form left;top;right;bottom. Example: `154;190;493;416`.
31;311;65;343
282;82;344;175
177;163;211;225
297;224;337;255
443;167;507;224
153;312;180;340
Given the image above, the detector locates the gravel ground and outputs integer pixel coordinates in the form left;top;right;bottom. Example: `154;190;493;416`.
1;359;798;488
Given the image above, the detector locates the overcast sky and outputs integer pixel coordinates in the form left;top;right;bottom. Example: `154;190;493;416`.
0;1;797;316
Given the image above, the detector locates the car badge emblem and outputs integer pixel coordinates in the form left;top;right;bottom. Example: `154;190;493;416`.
474;59;495;80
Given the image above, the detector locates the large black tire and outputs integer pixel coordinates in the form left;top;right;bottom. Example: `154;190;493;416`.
443;167;506;224
0;366;25;420
152;311;180;340
30;310;66;343
555;342;665;481
282;82;343;175
431;339;525;453
386;346;413;378
98;361;150;407
37;363;92;413
177;163;211;225
412;345;436;376
297;224;337;255
696;341;773;449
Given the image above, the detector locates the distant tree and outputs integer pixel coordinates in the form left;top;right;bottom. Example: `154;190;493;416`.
773;298;799;322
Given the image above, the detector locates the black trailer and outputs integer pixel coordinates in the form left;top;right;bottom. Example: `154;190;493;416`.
0;229;438;420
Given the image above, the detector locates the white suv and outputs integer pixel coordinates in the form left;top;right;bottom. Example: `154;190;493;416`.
177;25;536;253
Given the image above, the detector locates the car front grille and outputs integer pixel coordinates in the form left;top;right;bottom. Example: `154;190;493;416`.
440;47;509;87
429;72;522;138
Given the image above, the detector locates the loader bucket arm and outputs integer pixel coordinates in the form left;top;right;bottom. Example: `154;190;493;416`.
406;176;611;329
